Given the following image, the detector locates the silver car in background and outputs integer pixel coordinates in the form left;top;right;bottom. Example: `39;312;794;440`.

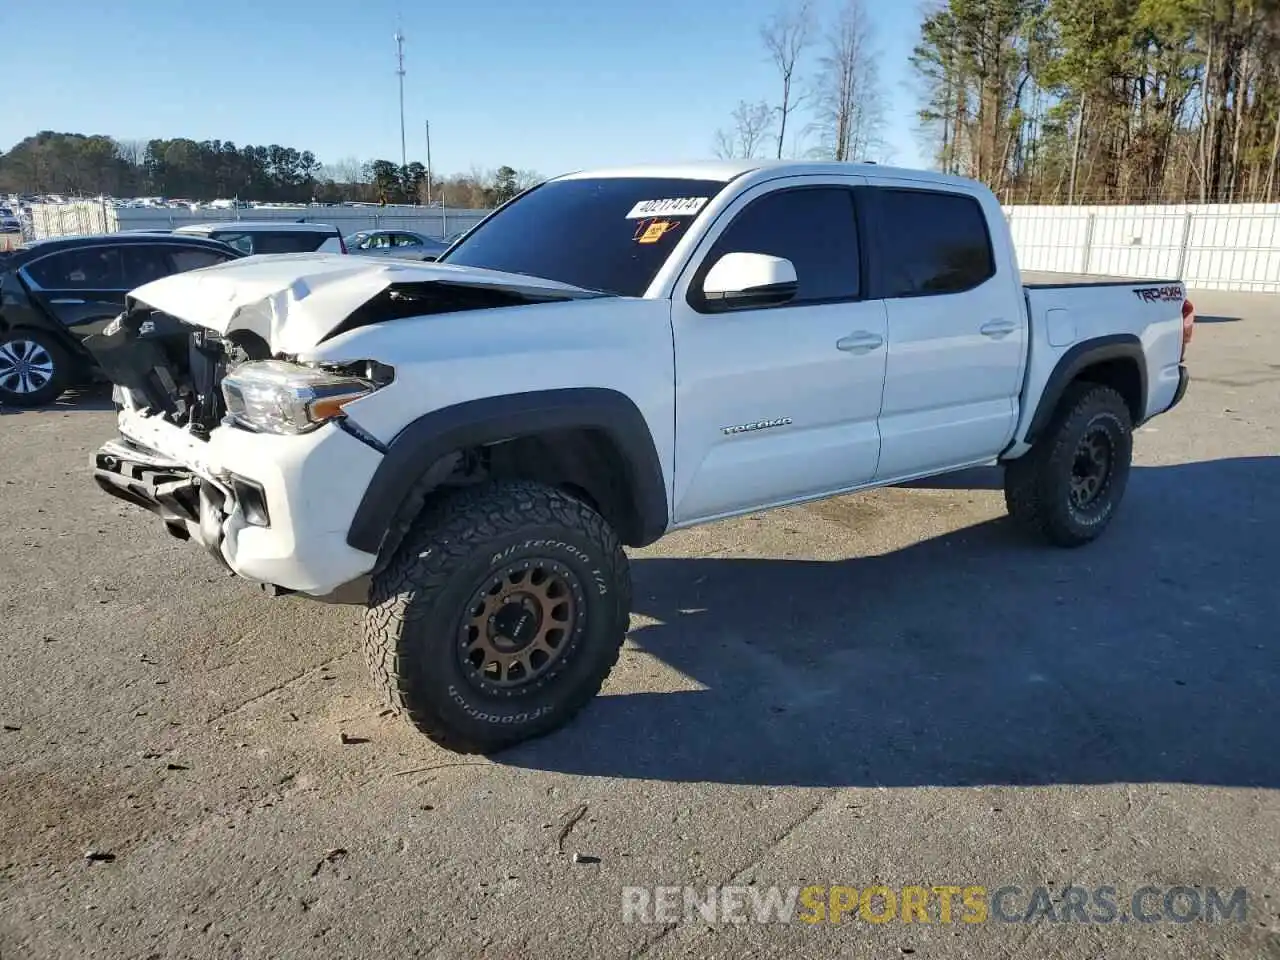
344;229;452;261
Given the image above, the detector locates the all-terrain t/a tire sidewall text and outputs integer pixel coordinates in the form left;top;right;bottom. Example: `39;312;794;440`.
365;482;631;752
429;528;620;731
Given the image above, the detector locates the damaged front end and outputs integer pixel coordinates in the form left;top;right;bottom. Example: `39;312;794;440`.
85;255;604;594
86;299;396;593
87;303;275;565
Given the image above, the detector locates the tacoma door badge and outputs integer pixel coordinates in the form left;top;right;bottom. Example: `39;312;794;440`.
722;417;793;436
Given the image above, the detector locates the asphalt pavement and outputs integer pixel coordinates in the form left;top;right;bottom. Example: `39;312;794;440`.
1;290;1277;959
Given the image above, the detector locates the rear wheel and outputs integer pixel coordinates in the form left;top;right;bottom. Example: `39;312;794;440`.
363;480;631;753
0;328;69;407
1004;382;1134;547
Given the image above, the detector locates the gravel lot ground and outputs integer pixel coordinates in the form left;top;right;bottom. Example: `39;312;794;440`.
1;290;1277;960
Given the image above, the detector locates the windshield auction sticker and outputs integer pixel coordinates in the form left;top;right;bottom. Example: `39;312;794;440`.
625;197;708;219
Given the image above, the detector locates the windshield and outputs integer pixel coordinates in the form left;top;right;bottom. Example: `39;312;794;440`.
440;176;730;297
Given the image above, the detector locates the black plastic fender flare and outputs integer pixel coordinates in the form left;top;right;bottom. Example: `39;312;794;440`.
346;387;669;557
1023;334;1147;446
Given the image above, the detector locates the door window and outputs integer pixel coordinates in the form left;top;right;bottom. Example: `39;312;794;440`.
393;234;423;247
121;245;175;287
208;230;333;254
24;247;125;289
211;232;255;255
167;247;233;272
695;187;862;307
871;189;995;298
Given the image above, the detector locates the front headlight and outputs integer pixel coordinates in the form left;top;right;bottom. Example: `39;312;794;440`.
221;359;387;435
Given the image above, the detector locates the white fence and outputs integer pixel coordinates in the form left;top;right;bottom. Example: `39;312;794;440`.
1003;203;1280;293
25;201;493;243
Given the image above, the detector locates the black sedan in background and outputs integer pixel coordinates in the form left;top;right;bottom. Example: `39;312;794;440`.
0;233;243;406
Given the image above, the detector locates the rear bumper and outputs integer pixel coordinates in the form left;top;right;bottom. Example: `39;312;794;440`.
1168;364;1190;412
93;413;383;596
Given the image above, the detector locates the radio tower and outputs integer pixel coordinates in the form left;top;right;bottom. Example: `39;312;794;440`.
394;27;407;170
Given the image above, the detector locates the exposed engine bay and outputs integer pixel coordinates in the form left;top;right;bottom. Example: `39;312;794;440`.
88;305;270;437
86;281;573;436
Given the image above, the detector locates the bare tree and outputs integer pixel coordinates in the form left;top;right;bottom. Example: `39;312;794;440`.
114;138;147;168
327;156;365;185
761;0;815;159
514;168;544;192
808;0;885;162
712;100;776;159
712;127;737;160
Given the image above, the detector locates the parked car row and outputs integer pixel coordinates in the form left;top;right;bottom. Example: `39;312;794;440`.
0;220;467;406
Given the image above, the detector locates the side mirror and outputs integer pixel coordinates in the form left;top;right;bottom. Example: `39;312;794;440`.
701;252;798;311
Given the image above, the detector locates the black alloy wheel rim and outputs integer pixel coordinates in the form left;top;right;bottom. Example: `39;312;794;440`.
1069;425;1113;510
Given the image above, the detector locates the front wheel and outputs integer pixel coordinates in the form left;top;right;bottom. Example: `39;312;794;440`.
364;480;631;753
0;328;70;407
1003;382;1134;547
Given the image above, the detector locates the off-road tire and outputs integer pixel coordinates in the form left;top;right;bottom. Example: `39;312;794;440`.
364;480;631;753
0;327;70;408
1003;382;1134;547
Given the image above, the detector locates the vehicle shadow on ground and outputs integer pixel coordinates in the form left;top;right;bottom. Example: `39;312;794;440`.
505;456;1280;789
0;385;113;415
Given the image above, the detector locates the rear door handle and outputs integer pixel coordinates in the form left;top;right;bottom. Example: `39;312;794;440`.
836;331;884;354
980;319;1017;338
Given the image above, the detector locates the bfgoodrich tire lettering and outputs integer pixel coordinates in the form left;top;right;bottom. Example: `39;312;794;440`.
1003;382;1134;547
363;480;631;753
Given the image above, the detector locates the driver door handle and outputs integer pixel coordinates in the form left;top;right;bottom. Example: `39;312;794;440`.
980;319;1017;338
836;331;884;354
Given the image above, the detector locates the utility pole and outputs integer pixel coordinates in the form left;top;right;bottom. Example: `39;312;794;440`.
394;27;407;171
424;120;433;206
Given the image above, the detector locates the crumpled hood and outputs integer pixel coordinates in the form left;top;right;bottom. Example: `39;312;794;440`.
127;252;602;354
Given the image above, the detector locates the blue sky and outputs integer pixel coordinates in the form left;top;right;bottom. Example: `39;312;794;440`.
1;0;931;178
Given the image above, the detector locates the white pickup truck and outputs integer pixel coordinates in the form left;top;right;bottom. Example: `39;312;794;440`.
88;160;1194;752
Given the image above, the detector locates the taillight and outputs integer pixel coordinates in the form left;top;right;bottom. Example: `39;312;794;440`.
1181;299;1195;358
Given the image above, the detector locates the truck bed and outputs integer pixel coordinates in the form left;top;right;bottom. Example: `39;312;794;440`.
1021;269;1179;289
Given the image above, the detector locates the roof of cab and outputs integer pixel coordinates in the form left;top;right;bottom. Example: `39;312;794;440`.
554;159;983;191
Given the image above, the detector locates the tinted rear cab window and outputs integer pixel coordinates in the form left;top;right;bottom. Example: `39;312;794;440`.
869;188;995;297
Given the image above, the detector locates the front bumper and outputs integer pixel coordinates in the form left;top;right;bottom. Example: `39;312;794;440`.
93;412;382;596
